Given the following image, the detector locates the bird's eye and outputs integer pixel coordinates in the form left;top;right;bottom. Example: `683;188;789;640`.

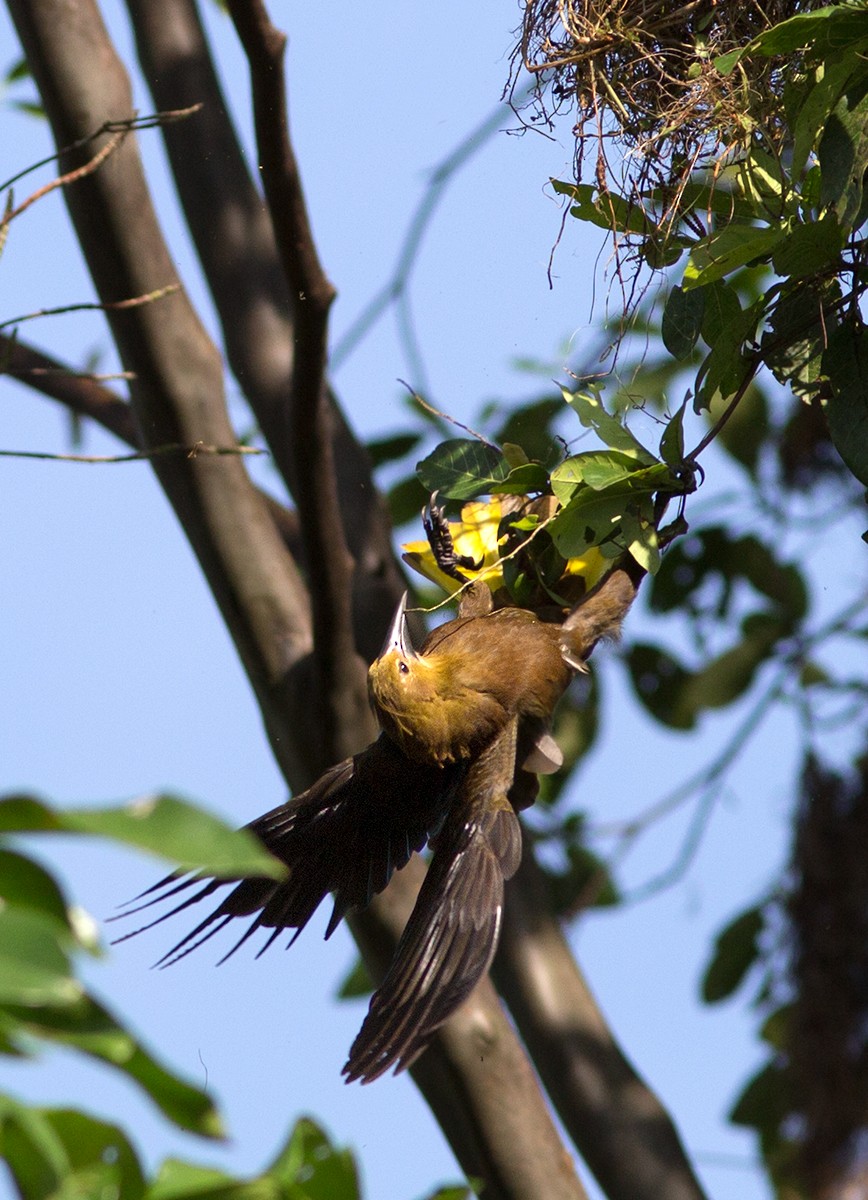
398;660;410;676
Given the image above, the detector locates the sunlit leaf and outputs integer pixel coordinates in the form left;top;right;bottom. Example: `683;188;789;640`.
560;388;655;462
0;793;284;880
549;490;625;558
268;1117;361;1200
0;849;72;932
0;908;81;1009
683;226;786;289
416;439;510;500
0;1097;146;1200
1;994;223;1139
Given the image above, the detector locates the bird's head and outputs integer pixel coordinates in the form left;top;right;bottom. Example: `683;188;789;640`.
368;593;465;763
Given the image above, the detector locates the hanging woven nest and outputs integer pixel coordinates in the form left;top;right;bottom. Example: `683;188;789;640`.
514;0;814;198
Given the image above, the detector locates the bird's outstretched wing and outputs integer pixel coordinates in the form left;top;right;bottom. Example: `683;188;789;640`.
343;720;522;1084
112;734;463;965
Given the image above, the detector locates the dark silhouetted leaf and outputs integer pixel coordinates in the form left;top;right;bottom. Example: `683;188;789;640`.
702;907;764;1003
366;431;422;469
626;643;696;730
336;956;374;1001
662;285;705;360
823;320;868;485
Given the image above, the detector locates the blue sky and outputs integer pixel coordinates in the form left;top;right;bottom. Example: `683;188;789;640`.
1;3;843;1198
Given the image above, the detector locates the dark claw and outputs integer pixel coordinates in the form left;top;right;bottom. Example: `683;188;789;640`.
422;491;482;581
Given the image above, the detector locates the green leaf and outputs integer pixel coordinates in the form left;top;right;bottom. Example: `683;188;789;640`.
701;907;764;1003
626;644;697;730
0;908;81;1009
3;56;30;85
709;382;769;475
737;540;808;623
551;451;646;498
148;1119;360;1200
791;52;861;180
695;299;763;411
700;279;742;348
729;1059;792;1132
0;793;285;880
494;396;564;466
561;388;655;462
771;214;843;277
0;1096;146;1200
823;320;868;485
490;461;550;496
683;225;786;289
0;849;72;932
146;1159;245;1199
662;285;705;361
686;623;781;711
764;278;840;400
621;502;660;575
544;842;620;915
819;73;868;231
416;438;509;501
760;1005;792;1052
716;5;868;72
549;491;625;558
659;404;686;468
419;1188;475;1200
551;180;652;236
649;527;808;625
2;994;223;1139
335;956;373;1001
386;474;429;527
269;1117;361;1200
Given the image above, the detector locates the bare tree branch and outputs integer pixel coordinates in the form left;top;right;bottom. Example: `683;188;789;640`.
1;332;307;552
1;333;138;444
125;0;405;669
6;0;317;786
495;851;709;1200
223;0;368;766
486;559;711;1200
350;855;590;1200
6;8;712;1199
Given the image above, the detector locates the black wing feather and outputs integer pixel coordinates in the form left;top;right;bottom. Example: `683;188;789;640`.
343;722;522;1084
112;734;462;963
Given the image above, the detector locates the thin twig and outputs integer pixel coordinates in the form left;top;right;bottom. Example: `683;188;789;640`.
1;129;127;229
399;380;499;448
0;332;138;444
0;105;202;194
0;286;180;332
0;442;266;464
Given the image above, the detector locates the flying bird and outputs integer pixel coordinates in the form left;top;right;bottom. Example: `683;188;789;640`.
117;565;640;1083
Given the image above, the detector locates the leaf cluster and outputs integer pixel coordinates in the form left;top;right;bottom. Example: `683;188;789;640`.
0;793;366;1200
414;384;695;600
550;3;868;490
